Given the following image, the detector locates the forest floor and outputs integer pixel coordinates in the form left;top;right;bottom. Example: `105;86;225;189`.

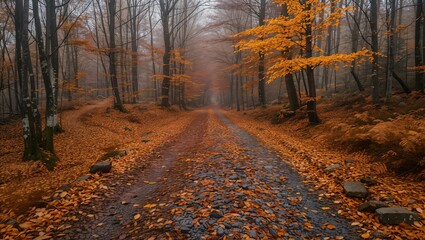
0;96;424;239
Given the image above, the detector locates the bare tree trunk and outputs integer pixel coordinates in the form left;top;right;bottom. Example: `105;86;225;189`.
305;3;320;124
370;0;380;104
159;0;172;107
32;0;58;168
108;0;126;112
258;0;266;107
17;0;43;161
415;0;424;92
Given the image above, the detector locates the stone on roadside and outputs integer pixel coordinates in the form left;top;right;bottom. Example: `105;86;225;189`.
371;231;389;239
89;161;112;174
376;207;420;225
248;230;257;238
345;158;355;164
360;176;377;186
5;219;20;229
209;210;223;219
77;175;92;182
358;201;389;213
59;184;72;190
264;166;273;171
216;226;225;236
343;181;368;198
324;164;341;173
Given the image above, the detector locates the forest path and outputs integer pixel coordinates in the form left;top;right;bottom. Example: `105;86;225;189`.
61;98;112;130
59;108;360;239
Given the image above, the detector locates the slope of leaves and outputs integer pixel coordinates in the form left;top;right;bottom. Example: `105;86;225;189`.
0;99;198;239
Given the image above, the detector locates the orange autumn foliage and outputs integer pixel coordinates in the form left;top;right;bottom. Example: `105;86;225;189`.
234;0;371;82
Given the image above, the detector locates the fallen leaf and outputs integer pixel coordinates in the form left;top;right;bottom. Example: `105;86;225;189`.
143;204;157;209
134;214;141;220
144;181;157;185
361;233;370;239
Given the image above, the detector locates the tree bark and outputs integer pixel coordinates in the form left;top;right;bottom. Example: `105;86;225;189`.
258;0;266;107
370;0;380;104
305;3;320;124
108;0;126;112
415;0;424;92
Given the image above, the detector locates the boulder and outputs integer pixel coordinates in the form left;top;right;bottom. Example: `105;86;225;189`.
264;166;274;171
89;161;112;174
376;207;420;225
360;176;377;186
209;211;223;219
358;201;389;213
325;164;341;173
371;231;389;239
344;159;355;164
343;181;368;198
77;175;92;182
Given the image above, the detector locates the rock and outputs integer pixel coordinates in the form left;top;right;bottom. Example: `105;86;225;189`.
77;175;92;182
141;139;150;143
35;201;48;208
360;176;377;186
345;158;355;164
142;131;153;136
248;230;257;238
358;201;389;213
98;150;128;161
376;207;420;225
343;181;368;198
268;227;278;238
324;164;341;172
216;226;225;236
209;211;223;219
229;175;238;180
380;197;395;203
398;102;407;107
59;184;72;190
5;219;20;229
89;161;112;174
264;166;274;171
180;226;190;234
371;231;389;239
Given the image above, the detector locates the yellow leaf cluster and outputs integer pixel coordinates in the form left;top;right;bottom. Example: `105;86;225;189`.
234;0;372;82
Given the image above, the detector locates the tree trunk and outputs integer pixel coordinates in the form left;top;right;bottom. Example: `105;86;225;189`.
305;3;320;124
415;0;424;92
258;0;266;107
32;0;58;168
108;0;126;112
370;0;380;104
159;0;172;107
